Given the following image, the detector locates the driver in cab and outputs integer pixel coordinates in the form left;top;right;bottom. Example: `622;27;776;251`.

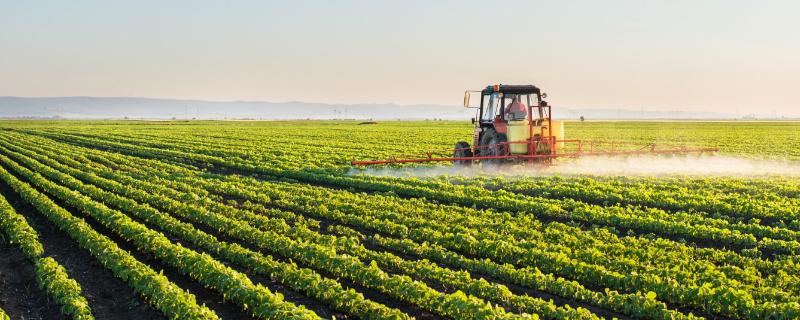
505;95;527;121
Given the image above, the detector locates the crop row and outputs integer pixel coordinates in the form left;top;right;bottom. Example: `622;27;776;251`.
0;134;736;318
338;173;800;254
51;153;598;319
58;126;798;198
0;190;93;319
61;125;800;208
0;137;416;320
0;158;219;319
208;175;800;319
14;130;800;288
30;129;800;256
11;130;793;318
1;131;724;320
60;136;795;298
442;175;800;230
5;131;695;320
0;136;538;320
0;151;317;319
134;164;800;318
9;128;800;319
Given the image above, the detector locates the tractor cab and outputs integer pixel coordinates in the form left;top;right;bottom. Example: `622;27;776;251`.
459;84;557;163
477;84;542;124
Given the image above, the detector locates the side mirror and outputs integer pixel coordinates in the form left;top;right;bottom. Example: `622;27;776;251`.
541;92;548;99
463;91;470;108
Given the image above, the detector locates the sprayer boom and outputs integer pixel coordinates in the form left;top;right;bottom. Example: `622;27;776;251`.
350;140;719;166
351;84;719;167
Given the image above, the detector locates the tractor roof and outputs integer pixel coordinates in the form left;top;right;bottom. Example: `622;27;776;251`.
482;84;540;95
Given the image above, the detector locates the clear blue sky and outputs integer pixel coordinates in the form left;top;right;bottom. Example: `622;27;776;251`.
1;0;798;115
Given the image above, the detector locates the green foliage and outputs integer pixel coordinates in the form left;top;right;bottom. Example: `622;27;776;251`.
0;120;798;320
35;257;94;319
0;193;43;260
0;183;93;319
0;160;219;320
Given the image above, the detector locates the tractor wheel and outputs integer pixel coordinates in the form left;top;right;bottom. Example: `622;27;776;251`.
489;133;508;156
453;141;473;166
479;128;496;154
480;129;507;166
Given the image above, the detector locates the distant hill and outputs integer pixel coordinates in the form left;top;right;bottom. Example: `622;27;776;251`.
0;97;471;120
0;96;770;120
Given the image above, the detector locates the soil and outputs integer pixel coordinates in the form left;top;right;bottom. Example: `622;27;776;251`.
0;241;64;320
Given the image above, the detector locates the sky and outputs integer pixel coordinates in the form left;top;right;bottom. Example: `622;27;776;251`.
1;0;798;115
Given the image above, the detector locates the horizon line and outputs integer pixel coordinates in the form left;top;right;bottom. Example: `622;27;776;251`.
0;95;777;116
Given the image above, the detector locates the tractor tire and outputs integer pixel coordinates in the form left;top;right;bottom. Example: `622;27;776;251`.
480;129;507;166
479;128;496;154
453;141;473;166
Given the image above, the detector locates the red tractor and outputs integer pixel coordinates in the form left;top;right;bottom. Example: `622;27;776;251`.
455;84;561;166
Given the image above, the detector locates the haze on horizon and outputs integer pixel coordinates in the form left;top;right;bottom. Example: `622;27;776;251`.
1;0;798;116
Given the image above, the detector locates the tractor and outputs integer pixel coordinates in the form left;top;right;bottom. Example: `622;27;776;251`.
455;84;558;166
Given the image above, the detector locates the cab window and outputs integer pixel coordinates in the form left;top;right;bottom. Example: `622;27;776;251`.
481;93;502;121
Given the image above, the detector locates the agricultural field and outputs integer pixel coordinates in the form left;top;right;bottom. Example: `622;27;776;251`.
0;120;799;320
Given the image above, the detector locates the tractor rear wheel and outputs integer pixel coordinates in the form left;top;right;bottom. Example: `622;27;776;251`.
453;141;473;166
